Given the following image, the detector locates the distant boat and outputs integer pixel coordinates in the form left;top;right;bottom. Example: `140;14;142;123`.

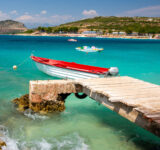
76;46;104;52
31;56;118;79
68;39;77;42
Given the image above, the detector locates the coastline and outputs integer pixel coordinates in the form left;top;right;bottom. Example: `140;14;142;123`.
10;33;160;40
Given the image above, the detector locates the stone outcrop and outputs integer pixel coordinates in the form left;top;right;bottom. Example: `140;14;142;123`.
12;94;29;112
12;94;67;114
0;20;27;34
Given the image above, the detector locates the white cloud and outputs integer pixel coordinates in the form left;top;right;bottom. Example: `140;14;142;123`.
0;10;10;20
10;10;18;15
41;10;47;15
50;15;74;24
16;14;75;25
120;5;160;17
82;10;98;17
16;15;34;21
0;10;76;26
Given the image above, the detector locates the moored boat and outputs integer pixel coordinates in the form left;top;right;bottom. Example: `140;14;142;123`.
31;56;118;79
68;39;77;42
76;46;103;52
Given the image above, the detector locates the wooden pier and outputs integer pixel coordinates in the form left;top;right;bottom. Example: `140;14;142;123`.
29;76;160;137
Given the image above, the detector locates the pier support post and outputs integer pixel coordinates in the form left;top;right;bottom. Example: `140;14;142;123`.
29;80;78;103
28;80;82;113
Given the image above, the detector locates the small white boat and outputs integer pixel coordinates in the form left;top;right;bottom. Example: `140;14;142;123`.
31;56;119;79
68;39;77;42
76;46;103;52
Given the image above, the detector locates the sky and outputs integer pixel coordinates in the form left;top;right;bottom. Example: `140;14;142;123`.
0;0;160;27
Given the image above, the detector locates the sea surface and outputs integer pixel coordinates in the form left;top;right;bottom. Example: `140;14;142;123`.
0;35;160;150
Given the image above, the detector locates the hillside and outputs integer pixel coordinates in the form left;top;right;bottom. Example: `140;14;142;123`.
0;20;27;34
59;16;160;34
32;16;160;34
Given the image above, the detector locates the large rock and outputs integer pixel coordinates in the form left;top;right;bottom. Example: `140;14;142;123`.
12;94;67;113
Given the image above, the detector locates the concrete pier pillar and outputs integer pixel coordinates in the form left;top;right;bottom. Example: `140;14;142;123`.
29;80;77;103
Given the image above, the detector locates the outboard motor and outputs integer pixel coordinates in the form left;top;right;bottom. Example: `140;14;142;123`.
108;67;119;76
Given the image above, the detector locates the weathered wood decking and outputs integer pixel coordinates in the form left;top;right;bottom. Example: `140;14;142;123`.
29;76;160;137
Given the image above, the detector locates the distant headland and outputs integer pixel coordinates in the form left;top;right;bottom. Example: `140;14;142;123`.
0;20;27;34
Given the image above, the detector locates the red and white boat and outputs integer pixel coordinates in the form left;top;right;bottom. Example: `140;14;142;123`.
31;56;119;79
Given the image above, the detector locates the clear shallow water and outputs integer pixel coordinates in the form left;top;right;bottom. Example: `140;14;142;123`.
0;35;160;150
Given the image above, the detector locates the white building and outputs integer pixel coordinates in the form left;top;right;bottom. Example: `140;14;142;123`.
119;32;126;35
82;31;97;34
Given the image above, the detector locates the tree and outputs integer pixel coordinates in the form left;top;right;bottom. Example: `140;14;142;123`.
45;27;52;33
138;27;146;35
37;26;45;32
24;29;34;34
108;29;112;34
103;30;106;35
69;27;79;33
125;28;133;34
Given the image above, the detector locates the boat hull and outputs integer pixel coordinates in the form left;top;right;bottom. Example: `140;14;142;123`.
76;47;103;52
35;62;103;79
76;48;98;52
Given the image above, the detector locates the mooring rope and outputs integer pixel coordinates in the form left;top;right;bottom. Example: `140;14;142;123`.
13;50;35;70
0;50;35;71
16;56;31;67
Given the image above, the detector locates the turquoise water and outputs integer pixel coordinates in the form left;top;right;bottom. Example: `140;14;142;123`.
0;35;160;150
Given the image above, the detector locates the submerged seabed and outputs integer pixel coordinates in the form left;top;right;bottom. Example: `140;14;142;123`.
0;35;160;150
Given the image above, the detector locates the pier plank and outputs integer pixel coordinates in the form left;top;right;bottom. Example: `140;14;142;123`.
84;82;159;88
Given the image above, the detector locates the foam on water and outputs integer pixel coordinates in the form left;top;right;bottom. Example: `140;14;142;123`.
0;125;89;150
0;125;19;150
34;139;52;150
23;109;49;120
52;132;89;150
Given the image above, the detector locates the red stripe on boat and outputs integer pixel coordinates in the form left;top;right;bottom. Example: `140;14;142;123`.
31;56;109;74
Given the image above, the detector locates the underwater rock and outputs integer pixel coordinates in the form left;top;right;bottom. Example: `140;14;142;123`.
30;100;65;113
12;94;29;112
12;94;67;113
0;139;6;150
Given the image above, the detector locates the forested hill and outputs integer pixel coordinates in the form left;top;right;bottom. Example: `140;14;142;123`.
59;16;160;34
25;16;160;34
